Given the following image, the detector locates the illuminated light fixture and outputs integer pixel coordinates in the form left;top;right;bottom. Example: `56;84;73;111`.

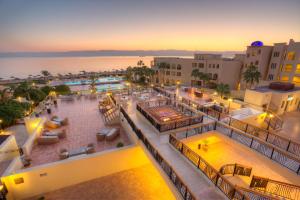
0;119;2;123
228;98;233;102
287;96;294;101
17;97;21;102
269;114;274;118
32;82;35;86
150;84;154;87
162;117;170;122
176;81;181;85
213;92;218;95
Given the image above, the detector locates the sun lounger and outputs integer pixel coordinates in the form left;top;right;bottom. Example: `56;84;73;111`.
45;120;61;129
96;128;111;141
43;129;66;139
37;136;59;145
106;128;120;141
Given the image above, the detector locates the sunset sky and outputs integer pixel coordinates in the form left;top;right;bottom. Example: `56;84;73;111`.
0;0;299;52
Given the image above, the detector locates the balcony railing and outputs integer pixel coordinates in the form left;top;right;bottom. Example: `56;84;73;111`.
153;87;300;158
169;134;277;200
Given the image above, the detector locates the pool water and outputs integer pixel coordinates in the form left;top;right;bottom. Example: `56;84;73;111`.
96;83;125;92
64;77;123;86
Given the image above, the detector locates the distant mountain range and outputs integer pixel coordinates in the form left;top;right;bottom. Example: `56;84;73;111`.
0;50;244;58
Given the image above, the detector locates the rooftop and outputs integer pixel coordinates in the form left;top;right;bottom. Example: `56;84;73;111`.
182;131;300;186
253;86;300;93
27;163;177;200
28;96;130;167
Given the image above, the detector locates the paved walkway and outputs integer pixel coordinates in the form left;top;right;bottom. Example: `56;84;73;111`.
278;111;300;143
126;98;226;200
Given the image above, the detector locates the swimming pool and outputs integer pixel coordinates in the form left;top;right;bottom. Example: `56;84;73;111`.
63;77;123;86
68;83;125;92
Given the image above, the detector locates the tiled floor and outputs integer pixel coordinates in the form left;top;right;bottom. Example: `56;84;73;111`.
182;132;300;187
278;111;300;142
28;164;176;200
29;97;130;166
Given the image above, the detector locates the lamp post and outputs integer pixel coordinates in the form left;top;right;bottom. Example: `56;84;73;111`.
267;113;274;130
228;98;233;113
126;82;131;95
0;119;3;133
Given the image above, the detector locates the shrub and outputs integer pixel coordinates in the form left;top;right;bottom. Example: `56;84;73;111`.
0;100;31;128
40;86;52;95
116;142;124;148
55;85;71;95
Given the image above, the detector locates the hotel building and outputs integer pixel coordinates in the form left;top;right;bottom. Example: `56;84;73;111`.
151;54;244;89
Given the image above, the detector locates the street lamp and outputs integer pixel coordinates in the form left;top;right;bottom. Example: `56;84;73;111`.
228;98;233;113
267;113;274;130
125;82;131;95
0;119;3;133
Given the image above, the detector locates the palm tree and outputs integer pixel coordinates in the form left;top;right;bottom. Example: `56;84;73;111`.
41;70;51;81
89;75;97;94
158;62;170;84
216;83;230;98
243;65;261;89
137;60;145;67
200;73;211;87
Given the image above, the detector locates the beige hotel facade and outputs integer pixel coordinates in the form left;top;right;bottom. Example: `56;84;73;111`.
152;39;300;90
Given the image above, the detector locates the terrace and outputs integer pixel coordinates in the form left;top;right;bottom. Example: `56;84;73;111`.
181;131;300;186
28;95;130;166
27;163;176;200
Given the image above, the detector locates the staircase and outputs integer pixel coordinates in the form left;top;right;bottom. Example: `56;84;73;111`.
250;176;300;200
220;163;252;177
103;107;119;125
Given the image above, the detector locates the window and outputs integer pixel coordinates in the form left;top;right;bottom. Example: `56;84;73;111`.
268;74;274;80
166;65;170;69
216;64;219;69
171;64;176;69
255;60;259;65
244;64;247;67
209;64;211;68
213;74;218;80
166;71;170;75
252;51;256;56
282;64;293;72
177;72;181;76
270;63;277;69
192;63;197;68
213;64;215;68
286;52;296;60
177;64;181;70
293;76;300;84
198;63;204;68
247;53;250;58
296;64;300;74
171;71;176;76
208;73;212;79
258;49;261;54
273;52;280;57
281;76;289;81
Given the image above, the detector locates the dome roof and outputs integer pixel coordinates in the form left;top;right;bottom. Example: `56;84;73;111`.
251;41;263;47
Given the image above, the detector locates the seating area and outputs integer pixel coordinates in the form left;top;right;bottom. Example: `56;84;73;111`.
96;128;120;141
28;96;130;166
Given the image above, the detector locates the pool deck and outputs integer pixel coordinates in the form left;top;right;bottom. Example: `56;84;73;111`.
28;97;130;167
27;164;176;200
182;131;300;187
122;93;226;200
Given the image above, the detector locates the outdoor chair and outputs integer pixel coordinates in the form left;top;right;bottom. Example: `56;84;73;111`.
37;136;59;145
59;148;69;160
106;128;120;141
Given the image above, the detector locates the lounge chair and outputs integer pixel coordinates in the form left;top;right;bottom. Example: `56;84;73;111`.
59;148;69;160
43;129;66;139
45;120;61;129
37;136;59;145
61;118;69;126
106;128;120;141
86;143;95;154
96;128;111;141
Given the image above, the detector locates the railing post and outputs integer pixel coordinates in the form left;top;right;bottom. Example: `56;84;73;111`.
245;124;249;133
230;129;233;138
214;121;217;130
250;137;254;147
286;140;291;151
229;117;232;126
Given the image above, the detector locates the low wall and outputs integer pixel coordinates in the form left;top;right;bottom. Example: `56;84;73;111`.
1;146;150;200
0;136;19;162
22;117;45;156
